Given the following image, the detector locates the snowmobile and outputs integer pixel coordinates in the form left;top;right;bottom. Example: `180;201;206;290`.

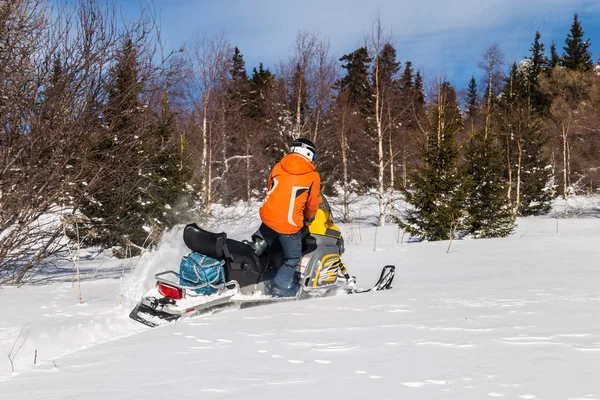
129;196;395;327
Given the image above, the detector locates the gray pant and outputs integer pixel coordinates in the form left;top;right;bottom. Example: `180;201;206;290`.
256;223;302;295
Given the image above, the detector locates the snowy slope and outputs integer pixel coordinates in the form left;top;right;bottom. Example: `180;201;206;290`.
1;196;600;399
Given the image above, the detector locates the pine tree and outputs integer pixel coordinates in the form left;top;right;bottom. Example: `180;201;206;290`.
248;63;274;119
155;90;175;144
103;38;141;133
337;47;376;190
527;32;551;114
81;38;144;250
406;70;426;135
498;63;554;216
248;63;282;176
80;38;173;253
463;76;479;138
503;62;526;102
529;31;548;77
377;43;401;89
397;80;467;241
561;13;593;72
36;55;73;203
400;60;414;91
400;60;418;122
465;76;479;119
461;45;516;238
150;89;197;225
338;47;373;117
224;47;254;201
463;131;515;237
229;47;250;111
517;119;554;215
413;71;425;107
399;68;426;129
549;42;561;69
230;47;248;81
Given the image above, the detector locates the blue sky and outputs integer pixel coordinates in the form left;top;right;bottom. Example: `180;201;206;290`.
121;0;600;92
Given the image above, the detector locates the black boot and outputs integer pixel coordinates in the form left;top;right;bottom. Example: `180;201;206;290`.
242;235;268;256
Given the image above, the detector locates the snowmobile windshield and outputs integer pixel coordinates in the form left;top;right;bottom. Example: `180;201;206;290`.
308;194;341;239
319;195;331;213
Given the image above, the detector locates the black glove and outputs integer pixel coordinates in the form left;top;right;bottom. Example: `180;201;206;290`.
304;215;315;224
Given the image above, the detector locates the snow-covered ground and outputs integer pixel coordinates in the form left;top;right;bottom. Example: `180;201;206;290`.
1;195;600;399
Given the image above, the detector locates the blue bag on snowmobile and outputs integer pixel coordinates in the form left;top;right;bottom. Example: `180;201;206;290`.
179;252;225;295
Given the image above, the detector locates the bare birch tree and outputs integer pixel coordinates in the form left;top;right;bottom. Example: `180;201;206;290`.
367;15;392;226
478;44;505;140
367;15;393;226
309;35;337;143
186;33;231;213
333;91;354;222
291;31;317;137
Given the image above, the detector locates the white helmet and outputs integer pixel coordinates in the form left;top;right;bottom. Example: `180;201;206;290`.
290;138;316;162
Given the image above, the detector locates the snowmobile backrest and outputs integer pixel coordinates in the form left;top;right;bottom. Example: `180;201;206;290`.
183;223;227;259
221;238;270;287
223;239;263;274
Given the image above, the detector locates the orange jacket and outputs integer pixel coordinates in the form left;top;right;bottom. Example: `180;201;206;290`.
259;153;321;234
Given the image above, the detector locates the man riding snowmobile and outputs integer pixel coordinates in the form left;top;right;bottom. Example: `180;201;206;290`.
128;193;395;327
249;137;321;297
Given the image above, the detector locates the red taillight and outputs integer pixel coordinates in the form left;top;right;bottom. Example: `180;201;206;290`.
157;283;183;300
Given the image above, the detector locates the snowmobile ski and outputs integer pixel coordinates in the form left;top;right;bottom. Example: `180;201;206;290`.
129;293;237;328
353;265;395;293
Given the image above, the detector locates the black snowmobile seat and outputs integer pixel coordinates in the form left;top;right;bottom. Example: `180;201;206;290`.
183;223;227;259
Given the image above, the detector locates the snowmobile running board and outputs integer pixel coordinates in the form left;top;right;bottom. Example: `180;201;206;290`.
129;265;396;328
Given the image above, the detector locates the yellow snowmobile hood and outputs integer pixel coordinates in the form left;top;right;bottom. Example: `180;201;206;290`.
306;196;342;239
